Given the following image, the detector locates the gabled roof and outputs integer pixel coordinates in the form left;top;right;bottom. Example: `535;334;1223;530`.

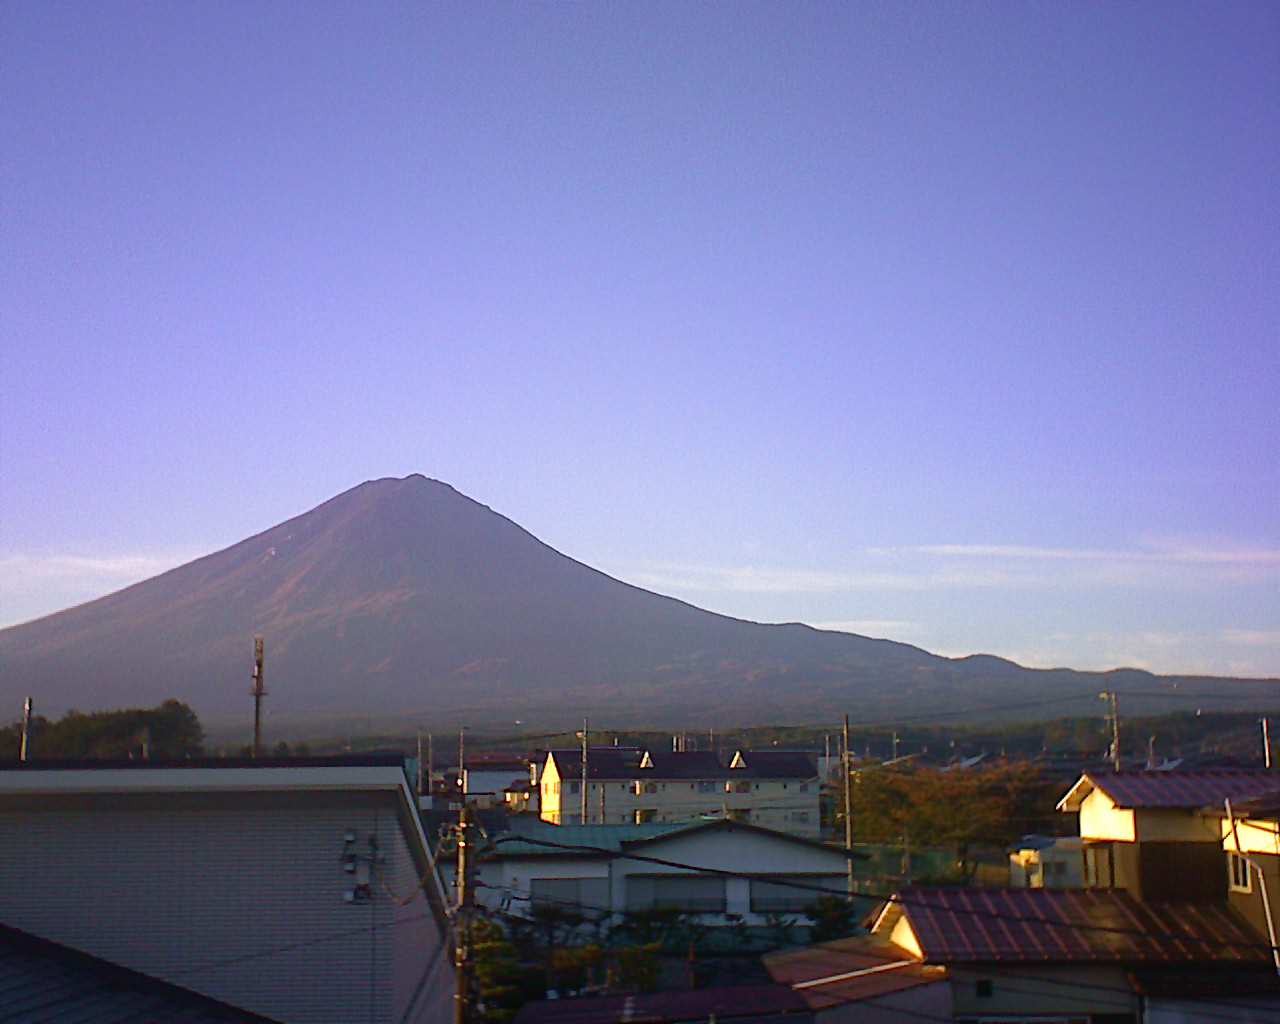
488;817;863;861
1057;770;1276;812
884;887;1267;966
488;821;687;858
544;748;642;781
728;750;818;779
0;922;282;1023
635;750;723;777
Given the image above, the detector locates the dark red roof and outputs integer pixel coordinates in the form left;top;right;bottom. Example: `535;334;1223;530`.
1076;771;1275;810
511;984;810;1023
896;887;1268;965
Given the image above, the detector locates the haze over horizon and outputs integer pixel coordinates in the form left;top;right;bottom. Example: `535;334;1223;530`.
3;3;1277;679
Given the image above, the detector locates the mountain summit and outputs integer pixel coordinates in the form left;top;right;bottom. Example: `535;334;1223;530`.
0;476;1270;726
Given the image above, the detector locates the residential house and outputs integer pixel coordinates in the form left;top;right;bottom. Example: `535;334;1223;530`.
1056;770;1273;900
1009;834;1085;889
466;817;855;931
866;886;1277;1023
537;747;820;837
0;756;455;1024
1209;783;1280;972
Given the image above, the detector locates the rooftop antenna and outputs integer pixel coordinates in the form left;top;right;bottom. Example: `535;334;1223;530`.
251;637;266;758
19;697;33;762
1100;691;1121;772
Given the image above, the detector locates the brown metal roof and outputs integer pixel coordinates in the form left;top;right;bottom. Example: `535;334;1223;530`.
765;936;945;1010
896;887;1268;965
1065;771;1275;811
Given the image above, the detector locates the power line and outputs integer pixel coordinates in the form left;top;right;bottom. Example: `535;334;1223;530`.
475;885;1276;1024
491;834;1278;955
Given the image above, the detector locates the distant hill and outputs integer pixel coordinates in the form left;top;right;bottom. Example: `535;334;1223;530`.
1;475;1275;728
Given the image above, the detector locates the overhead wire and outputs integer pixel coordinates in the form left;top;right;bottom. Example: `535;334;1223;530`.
489;834;1279;955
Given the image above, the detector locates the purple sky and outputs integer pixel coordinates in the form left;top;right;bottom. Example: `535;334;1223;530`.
2;2;1277;677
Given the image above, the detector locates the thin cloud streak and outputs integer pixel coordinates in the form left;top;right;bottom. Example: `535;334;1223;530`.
894;543;1280;565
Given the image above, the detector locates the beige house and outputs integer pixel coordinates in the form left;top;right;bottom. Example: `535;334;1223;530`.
1056;770;1272;902
537;746;820;837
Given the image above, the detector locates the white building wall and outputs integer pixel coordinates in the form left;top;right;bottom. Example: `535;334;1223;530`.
0;790;451;1024
610;825;848;925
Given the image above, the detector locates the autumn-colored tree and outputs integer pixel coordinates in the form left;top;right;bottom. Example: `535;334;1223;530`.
848;762;1058;880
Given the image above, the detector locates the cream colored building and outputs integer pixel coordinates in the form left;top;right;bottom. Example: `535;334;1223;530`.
537;746;820;838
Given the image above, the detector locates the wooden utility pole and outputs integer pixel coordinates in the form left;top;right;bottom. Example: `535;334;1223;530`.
580;717;589;824
842;714;854;895
416;731;424;797
19;697;32;762
251;637;266;758
454;804;472;1024
1100;691;1121;772
1263;718;1273;770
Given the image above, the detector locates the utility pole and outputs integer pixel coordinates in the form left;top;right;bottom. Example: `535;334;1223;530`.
19;697;32;762
454;803;472;1024
251;637;266;758
1100;691;1121;772
892;731;900;761
416;731;424;797
458;728;467;802
427;733;434;795
580;717;589;824
1263;718;1273;770
842;714;854;896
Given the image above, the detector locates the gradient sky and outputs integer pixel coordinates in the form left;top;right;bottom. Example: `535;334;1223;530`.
2;2;1277;677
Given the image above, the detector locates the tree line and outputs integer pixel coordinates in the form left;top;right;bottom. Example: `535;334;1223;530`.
1;700;204;760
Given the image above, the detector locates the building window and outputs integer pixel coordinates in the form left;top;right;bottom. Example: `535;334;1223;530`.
697;781;716;793
974;979;993;998
627;874;726;913
635;809;656;824
749;875;844;913
529;877;609;913
1229;852;1253;893
799;784;809;793
569;781;580;794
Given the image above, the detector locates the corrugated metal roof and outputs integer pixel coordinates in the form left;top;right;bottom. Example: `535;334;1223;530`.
512;984;811;1023
896;887;1268;965
1090;771;1276;809
765;936;945;1010
0;923;281;1023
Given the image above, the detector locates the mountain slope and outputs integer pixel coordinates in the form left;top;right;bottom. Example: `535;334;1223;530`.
1;475;1273;726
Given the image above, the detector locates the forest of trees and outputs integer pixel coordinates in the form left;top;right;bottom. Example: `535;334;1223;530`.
0;700;204;760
